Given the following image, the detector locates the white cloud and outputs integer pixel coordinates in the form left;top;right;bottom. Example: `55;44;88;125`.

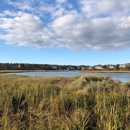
51;8;65;18
51;13;77;27
0;12;57;48
5;0;36;12
50;13;130;50
18;5;33;11
1;0;130;51
79;0;130;18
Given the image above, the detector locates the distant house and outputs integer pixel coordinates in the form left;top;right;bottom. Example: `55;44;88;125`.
119;64;126;68
82;67;86;70
109;65;114;69
18;64;24;69
51;65;57;70
66;68;70;71
70;67;74;70
77;66;81;70
95;66;103;70
89;66;92;69
18;64;21;68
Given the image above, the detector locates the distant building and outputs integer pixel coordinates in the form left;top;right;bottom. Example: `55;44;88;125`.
77;66;81;70
82;67;86;70
51;65;57;70
18;64;21;68
95;66;103;70
119;64;126;68
18;64;24;69
89;66;92;69
109;65;114;69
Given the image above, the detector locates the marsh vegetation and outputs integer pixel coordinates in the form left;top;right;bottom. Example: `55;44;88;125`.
0;74;130;130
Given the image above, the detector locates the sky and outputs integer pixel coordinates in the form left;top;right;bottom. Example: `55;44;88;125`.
0;0;130;66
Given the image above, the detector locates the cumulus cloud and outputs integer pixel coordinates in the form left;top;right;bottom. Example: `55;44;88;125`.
0;0;130;51
0;12;57;48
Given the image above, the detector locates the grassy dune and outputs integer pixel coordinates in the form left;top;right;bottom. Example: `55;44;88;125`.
0;74;130;130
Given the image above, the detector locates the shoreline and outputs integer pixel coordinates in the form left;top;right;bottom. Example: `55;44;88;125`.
0;70;66;73
1;69;130;73
80;70;130;73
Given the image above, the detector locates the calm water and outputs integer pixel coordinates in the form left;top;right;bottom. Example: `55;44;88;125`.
87;72;130;82
7;71;86;77
7;71;130;82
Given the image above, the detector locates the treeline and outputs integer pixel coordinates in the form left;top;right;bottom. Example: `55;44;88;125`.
0;63;83;70
0;63;130;70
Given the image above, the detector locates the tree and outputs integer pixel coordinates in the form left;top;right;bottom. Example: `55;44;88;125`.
115;64;120;70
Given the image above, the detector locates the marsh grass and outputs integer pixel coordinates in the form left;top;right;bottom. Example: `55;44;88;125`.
0;74;130;130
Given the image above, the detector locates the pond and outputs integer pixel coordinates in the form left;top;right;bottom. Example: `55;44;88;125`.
6;71;130;82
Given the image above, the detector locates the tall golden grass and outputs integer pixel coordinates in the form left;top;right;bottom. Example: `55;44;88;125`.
0;74;130;130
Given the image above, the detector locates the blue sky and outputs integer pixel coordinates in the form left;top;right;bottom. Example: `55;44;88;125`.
0;0;130;66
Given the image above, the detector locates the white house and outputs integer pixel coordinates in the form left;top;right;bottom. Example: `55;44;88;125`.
82;67;86;70
77;66;81;70
109;65;114;69
95;66;103;70
18;64;21;68
119;64;126;68
51;65;57;69
89;66;92;69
